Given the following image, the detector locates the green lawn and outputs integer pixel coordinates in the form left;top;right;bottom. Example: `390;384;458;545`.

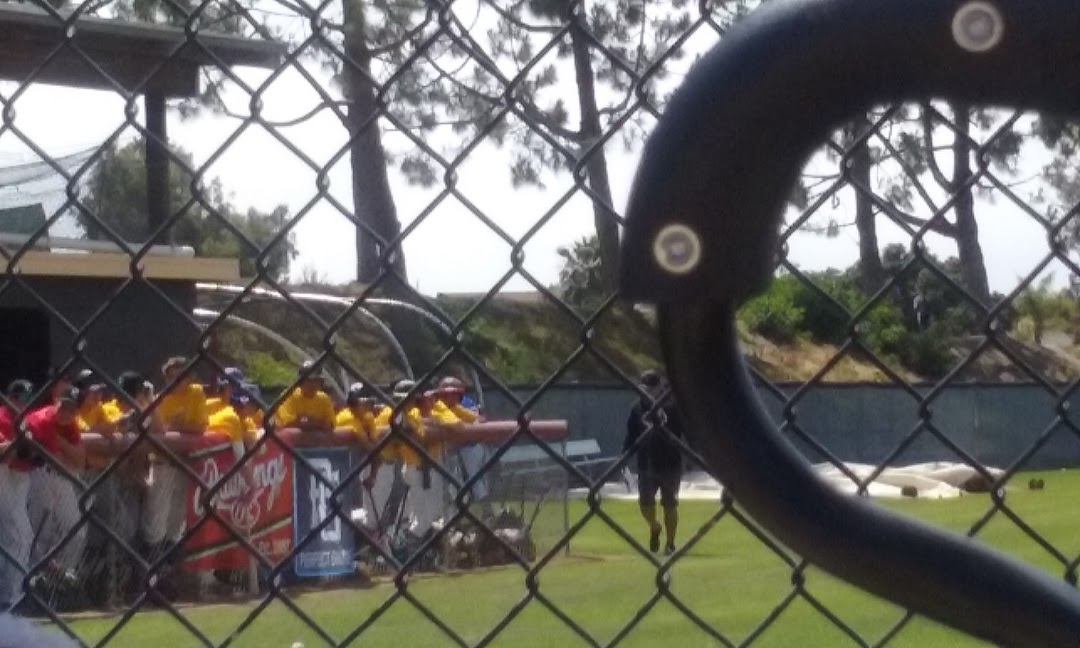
57;469;1080;647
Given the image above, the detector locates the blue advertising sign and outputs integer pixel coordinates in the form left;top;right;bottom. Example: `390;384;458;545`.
292;447;357;578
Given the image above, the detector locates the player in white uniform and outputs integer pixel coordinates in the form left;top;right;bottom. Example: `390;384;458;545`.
0;380;35;611
107;373;170;560
25;388;85;591
0;612;79;646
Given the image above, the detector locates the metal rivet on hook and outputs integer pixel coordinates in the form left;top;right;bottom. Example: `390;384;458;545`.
952;1;1004;53
652;224;702;275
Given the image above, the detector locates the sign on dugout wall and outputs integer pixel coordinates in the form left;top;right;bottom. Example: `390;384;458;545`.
182;438;295;570
292;447;359;578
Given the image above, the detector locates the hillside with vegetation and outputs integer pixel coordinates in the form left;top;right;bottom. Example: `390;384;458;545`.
192;225;1080;388
198;256;1080;389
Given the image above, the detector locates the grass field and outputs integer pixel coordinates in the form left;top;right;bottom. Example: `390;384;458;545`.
57;469;1080;647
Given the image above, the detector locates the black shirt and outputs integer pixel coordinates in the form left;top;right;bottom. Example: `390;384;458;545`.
623;398;685;474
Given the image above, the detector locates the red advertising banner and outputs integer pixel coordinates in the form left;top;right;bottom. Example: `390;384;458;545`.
183;437;295;570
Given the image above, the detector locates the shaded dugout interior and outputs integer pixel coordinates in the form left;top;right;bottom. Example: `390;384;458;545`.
0;250;239;389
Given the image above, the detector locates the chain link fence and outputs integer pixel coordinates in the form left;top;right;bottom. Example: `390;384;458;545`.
1;0;1079;645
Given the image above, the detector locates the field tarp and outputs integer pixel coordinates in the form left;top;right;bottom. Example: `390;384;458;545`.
571;462;1006;502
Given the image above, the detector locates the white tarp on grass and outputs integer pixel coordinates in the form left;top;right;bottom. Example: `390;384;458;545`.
571;462;1005;502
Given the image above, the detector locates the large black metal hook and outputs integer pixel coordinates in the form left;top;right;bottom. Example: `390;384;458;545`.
621;0;1080;645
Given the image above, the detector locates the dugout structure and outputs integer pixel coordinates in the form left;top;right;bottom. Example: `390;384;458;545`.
0;244;241;388
0;3;285;385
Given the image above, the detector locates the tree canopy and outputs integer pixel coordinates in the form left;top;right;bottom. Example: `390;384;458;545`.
556;234;604;312
79;138;296;281
425;0;716;293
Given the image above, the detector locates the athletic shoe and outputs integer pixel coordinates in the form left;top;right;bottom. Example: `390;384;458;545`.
648;526;661;553
664;544;676;557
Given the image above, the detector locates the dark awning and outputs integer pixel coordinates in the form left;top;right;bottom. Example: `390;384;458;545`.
0;3;286;97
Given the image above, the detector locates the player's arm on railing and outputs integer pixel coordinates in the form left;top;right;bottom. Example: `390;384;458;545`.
81;420;569;459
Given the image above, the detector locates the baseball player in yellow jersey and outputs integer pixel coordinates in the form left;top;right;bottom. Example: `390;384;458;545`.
273;361;336;431
107;372;178;566
231;394;262;445
205;392;247;445
249;407;265;431
222;367;265;431
205;374;233;417
204;372;261;516
435;376;490;510
374;380;438;535
71;370;121;440
158;357;209;435
147;358;206;573
335;384;383;531
201;370;248;440
418;388;465;531
335;384;378;452
207;388;258;499
433;376;481;424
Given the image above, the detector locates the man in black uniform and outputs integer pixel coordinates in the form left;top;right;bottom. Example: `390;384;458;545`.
623;370;684;555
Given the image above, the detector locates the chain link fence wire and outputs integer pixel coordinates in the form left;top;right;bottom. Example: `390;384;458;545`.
1;0;1079;645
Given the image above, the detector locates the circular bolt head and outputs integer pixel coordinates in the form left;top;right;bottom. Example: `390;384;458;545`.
952;1;1004;53
652;224;702;275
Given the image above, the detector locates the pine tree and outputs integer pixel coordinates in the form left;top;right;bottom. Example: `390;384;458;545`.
418;0;718;294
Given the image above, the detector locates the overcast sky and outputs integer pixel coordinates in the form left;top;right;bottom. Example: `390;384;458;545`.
0;2;1071;300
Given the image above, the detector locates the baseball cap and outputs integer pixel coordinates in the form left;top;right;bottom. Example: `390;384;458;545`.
118;371;147;397
56;386;81;407
72;369;105;392
639;369;663;388
238;381;262;400
224;367;246;382
298;360;322;381
391;379;417;402
6;379;33;400
346;382;366;405
161;356;188;376
437;376;466;393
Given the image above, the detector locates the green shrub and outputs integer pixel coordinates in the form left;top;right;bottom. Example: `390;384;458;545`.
896;328;953;379
738;265;961;380
790;270;865;344
739;276;806;343
861;302;908;357
245;351;297;386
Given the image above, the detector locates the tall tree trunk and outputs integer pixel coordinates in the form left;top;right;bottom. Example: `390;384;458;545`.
343;0;407;285
848;115;884;294
569;5;619;293
950;103;991;306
